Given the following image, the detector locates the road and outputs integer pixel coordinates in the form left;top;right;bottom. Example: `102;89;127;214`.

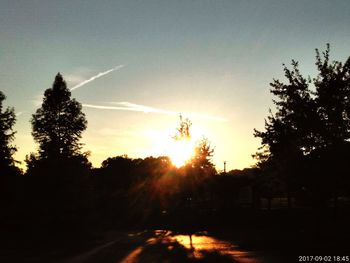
63;230;268;263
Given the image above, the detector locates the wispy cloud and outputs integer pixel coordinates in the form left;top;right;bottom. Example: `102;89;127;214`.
70;65;124;91
82;101;227;122
65;73;86;86
31;65;124;106
16;111;24;117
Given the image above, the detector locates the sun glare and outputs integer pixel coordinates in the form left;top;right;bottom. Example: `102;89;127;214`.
169;138;195;167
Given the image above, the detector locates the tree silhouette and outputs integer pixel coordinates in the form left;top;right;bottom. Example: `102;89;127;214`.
174;114;192;141
253;59;315;208
191;137;215;171
30;73;87;160
0;91;22;227
173;115;215;170
0;91;17;175
172;116;216;231
26;74;91;231
310;45;350;209
314;44;350;148
254;44;350;208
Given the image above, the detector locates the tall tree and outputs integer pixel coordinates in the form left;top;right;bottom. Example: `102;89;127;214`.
27;74;91;230
31;73;87;160
254;45;350;207
253;59;316;207
0;91;17;175
311;45;350;208
173;115;215;172
314;44;350;148
254;60;316;161
172;116;216;213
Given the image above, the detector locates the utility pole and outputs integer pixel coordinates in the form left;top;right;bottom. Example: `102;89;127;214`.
224;161;227;174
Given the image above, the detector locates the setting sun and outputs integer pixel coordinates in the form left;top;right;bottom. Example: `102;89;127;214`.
169;138;195;167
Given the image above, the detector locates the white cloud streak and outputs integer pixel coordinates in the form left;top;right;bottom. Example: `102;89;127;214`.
82;102;227;122
70;65;124;91
16;111;24;117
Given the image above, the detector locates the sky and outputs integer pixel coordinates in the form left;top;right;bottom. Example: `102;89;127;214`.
1;0;350;171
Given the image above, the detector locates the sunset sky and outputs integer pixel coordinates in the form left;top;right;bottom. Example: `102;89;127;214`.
1;0;350;170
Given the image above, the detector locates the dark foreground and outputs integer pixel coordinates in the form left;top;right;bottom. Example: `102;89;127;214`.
1;209;349;263
63;230;281;263
0;229;296;263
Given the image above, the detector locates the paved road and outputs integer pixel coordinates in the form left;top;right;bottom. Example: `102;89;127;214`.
64;230;267;263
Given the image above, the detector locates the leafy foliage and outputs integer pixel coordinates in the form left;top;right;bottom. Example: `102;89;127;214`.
25;74;91;230
0;91;18;175
174;115;215;171
30;73;87;160
174;115;192;141
254;44;350;205
191;137;215;172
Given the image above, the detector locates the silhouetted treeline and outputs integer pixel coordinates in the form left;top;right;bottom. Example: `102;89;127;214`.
1;45;350;240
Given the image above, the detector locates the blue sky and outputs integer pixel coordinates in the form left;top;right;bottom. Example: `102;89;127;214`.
1;0;350;170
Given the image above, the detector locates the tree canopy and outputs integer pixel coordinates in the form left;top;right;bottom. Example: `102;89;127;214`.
31;73;87;160
254;44;350;205
0;91;17;175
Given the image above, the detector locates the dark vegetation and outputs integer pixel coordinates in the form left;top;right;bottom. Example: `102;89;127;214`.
1;45;350;261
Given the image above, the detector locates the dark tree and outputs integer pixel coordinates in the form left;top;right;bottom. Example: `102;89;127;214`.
172;116;216;225
310;45;350;209
173;115;215;172
30;73;87;160
174;114;192;141
253;60;316;208
191;137;215;172
26;74;91;231
254;44;350;208
0;91;22;225
0;91;17;175
314;44;350;148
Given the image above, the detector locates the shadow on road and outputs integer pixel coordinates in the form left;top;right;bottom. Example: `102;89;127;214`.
65;230;266;263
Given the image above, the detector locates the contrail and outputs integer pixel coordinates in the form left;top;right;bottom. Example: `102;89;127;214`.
16;111;24;117
82;102;227;122
82;103;156;113
70;65;124;91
